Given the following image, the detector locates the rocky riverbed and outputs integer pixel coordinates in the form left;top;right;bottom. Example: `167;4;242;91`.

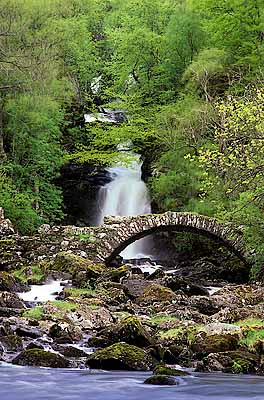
1;208;264;380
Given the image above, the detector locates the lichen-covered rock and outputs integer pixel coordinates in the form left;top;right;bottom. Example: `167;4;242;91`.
138;284;177;304
49;322;83;343
0;292;25;309
144;375;179;385
203;323;242;336
0;272;29;293
88;315;154;348
87;343;154;371
153;364;190;376
1;335;23;352
12;349;70;368
196;350;259;374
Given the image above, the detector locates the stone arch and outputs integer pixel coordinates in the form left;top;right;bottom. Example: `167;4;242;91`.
94;212;249;265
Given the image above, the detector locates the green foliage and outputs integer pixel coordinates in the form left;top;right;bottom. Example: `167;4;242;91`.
0;174;41;234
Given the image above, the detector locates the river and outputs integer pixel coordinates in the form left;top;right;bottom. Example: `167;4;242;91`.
1;364;263;400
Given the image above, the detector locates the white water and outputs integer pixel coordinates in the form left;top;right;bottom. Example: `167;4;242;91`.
17;280;68;302
98;152;151;259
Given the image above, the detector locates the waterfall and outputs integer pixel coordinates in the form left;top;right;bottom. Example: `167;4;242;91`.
97;151;151;259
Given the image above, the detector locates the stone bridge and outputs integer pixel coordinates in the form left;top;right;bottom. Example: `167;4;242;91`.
88;212;248;265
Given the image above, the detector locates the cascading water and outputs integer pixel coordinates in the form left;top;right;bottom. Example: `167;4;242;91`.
97;151;151;259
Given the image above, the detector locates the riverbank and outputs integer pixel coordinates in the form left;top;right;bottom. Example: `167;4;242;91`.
0;209;264;378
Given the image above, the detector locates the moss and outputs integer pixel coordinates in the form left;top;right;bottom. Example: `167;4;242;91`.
150;315;179;324
53;251;90;274
12;349;70;368
63;286;97;298
231;361;244;374
87;343;154;371
153;364;190;376
12;264;45;284
158;328;184;340
51;300;79;311
78;233;96;243
23;306;44;320
235;318;264;349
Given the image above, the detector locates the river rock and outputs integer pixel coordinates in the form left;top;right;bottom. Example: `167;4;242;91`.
88;315;154;348
0;272;29;293
144;375;179;385
49;322;83;343
87;343;154;371
196;350;260;374
0;335;23;352
12;349;70;368
15;326;43;339
163;276;209;297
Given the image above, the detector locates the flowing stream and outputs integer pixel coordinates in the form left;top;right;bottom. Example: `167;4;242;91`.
97;151;151;259
1;365;264;400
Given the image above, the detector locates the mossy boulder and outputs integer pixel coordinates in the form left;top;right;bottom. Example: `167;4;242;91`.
144;375;179;385
191;334;239;358
89;316;154;348
53;251;106;284
153;364;190;376
87;343;154;371
12;349;70;368
138;284;177;304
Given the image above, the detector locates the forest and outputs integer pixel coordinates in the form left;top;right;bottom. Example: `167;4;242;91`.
0;0;263;272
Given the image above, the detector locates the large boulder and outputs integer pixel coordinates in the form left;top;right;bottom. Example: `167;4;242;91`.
191;334;239;358
163;276;209;297
138;284;177;304
12;349;70;368
53;251;106;286
88;315;154;348
87;343;154;371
